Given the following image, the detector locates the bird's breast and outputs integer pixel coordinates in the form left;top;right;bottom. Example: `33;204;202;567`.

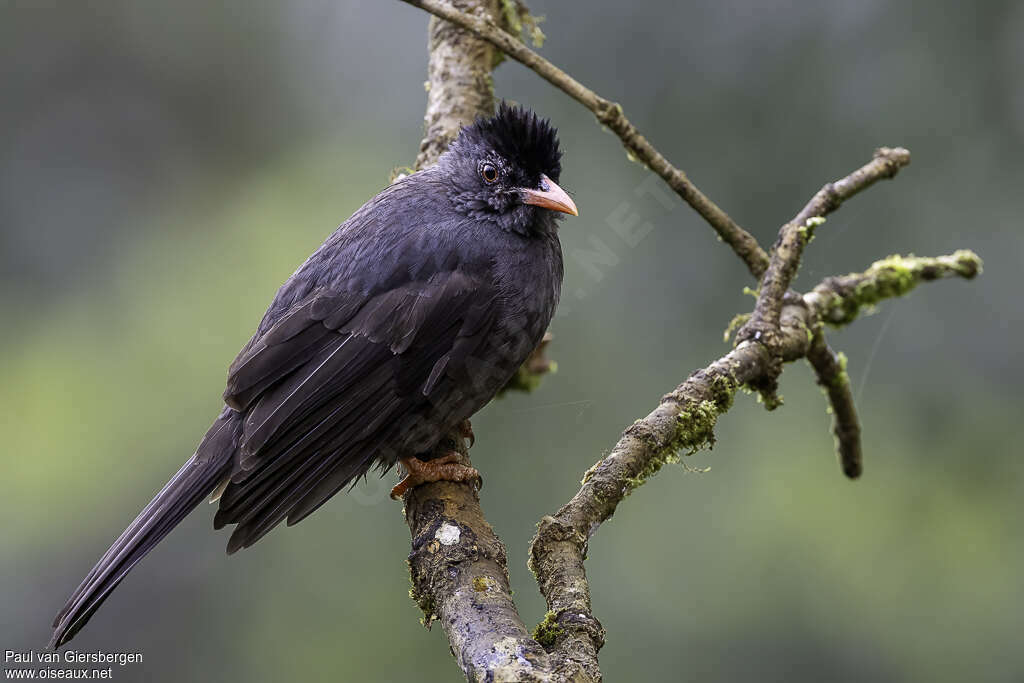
491;233;562;349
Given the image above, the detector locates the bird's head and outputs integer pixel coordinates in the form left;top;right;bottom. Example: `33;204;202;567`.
439;102;577;235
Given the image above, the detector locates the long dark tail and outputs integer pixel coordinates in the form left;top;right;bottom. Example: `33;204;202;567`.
49;409;241;648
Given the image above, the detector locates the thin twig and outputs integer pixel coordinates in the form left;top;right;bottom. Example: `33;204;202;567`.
398;0;770;278
807;250;983;326
806;330;862;478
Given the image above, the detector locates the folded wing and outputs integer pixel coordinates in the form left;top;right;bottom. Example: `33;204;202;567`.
216;269;499;553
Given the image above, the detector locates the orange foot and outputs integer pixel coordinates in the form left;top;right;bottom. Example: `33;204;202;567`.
390;452;482;500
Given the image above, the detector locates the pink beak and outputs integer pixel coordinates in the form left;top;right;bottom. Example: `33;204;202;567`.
520;174;579;216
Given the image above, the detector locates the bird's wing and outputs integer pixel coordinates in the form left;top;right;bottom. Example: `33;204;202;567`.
214;268;500;553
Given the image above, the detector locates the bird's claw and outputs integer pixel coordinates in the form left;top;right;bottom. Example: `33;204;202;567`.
390;452;482;500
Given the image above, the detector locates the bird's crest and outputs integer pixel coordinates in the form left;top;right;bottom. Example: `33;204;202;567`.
456;102;563;182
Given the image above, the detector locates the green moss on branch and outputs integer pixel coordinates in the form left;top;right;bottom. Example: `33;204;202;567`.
533;611;564;648
810;251;983;326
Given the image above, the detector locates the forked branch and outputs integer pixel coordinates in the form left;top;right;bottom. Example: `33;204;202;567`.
526;250;980;674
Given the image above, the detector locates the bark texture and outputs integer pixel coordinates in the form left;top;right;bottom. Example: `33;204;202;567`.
414;0;503;171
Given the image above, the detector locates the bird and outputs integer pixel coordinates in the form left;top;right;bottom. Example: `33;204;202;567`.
49;103;577;648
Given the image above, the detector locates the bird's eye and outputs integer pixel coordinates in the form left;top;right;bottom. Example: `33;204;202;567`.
480;163;498;184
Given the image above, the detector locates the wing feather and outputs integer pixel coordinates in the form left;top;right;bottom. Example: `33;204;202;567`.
215;268;502;551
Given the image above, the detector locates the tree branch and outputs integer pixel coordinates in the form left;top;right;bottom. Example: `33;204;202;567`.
398;0;770;278
413;0;504;170
806;330;861;478
806;250;982;326
528;250;981;668
743;147;911;339
405;459;555;681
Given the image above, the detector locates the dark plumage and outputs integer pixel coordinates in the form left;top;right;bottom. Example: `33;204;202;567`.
49;103;576;648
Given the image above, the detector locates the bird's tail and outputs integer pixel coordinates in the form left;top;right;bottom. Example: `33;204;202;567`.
49;409;241;648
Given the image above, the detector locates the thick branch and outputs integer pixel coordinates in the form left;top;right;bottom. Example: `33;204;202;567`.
403;438;592;682
414;0;504;170
399;0;769;278
404;448;555;682
528;250;981;663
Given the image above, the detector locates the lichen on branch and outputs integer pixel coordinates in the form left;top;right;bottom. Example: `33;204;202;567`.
809;250;983;326
527;246;982;678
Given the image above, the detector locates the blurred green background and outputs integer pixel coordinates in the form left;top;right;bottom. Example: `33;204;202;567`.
2;1;1021;681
